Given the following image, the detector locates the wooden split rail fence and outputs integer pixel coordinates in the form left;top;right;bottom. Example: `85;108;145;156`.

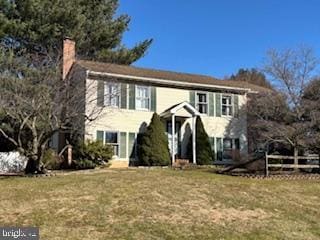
265;154;320;176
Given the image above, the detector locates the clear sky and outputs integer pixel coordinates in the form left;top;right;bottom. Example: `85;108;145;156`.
118;0;320;78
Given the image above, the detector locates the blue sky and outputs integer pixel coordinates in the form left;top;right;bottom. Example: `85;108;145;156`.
118;0;320;78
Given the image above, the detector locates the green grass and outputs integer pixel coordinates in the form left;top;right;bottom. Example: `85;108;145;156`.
0;168;319;240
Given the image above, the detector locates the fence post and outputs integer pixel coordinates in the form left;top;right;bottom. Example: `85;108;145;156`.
294;147;298;172
265;152;269;177
67;145;73;166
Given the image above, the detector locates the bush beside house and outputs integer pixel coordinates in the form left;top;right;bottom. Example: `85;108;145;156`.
42;149;63;170
138;113;171;166
188;116;214;165
196;116;214;165
74;140;113;169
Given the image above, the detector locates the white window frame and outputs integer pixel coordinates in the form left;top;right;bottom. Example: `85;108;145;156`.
104;131;120;158
221;94;233;117
135;85;151;111
195;91;209;115
104;82;120;108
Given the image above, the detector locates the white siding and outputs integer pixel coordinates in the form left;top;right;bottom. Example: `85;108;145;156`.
84;78;248;161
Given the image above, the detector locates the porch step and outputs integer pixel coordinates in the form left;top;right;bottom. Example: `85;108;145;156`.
109;160;129;169
173;159;190;167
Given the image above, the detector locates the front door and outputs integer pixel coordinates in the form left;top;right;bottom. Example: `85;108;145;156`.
167;121;181;158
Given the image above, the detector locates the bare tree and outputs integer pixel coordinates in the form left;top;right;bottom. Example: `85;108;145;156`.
248;46;319;161
302;78;320;158
264;46;318;117
0;49;108;173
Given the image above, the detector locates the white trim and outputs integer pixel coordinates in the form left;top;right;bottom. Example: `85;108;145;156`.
160;101;200;118
192;116;196;164
87;71;252;92
171;115;175;164
170;101;200;115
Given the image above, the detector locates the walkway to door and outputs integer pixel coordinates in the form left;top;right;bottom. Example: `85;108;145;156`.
160;102;200;165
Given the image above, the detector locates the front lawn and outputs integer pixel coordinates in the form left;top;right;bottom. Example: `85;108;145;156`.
0;169;319;239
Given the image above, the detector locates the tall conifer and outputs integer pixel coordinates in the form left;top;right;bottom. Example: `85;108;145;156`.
138;113;170;166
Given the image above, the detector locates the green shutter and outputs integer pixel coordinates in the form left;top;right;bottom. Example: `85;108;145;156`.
189;91;195;107
96;131;104;142
128;133;136;159
209;93;215;116
216;137;223;161
128;84;135;110
209;137;215;150
120;132;127;158
234;94;239;117
150;86;157;112
209;137;215;160
215;93;221;117
97;81;104;107
120;83;127;109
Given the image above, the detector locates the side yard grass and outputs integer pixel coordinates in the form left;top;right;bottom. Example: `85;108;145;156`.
0;168;319;240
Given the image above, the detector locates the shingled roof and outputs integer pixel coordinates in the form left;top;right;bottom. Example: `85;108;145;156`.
76;60;270;92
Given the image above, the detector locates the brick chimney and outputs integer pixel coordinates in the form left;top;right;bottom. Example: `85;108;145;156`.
62;38;75;80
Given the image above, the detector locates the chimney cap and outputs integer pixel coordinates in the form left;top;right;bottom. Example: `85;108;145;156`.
64;36;74;41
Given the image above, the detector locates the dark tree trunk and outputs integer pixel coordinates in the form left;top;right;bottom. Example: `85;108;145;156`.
25;158;38;174
25;156;45;174
24;139;50;174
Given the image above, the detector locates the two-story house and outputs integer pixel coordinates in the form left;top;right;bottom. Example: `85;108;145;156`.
60;39;264;167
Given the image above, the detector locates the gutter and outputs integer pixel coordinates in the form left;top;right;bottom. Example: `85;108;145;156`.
87;70;254;93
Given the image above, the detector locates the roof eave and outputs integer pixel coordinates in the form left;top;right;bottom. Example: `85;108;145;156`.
87;70;253;93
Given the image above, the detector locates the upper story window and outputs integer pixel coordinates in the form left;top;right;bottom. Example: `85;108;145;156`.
222;95;233;116
104;83;120;107
196;92;208;114
136;85;150;110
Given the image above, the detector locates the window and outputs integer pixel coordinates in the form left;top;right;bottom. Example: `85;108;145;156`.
223;138;233;160
222;95;233;116
105;132;119;156
215;137;241;161
196;92;208;114
104;83;120;107
136;85;150;110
